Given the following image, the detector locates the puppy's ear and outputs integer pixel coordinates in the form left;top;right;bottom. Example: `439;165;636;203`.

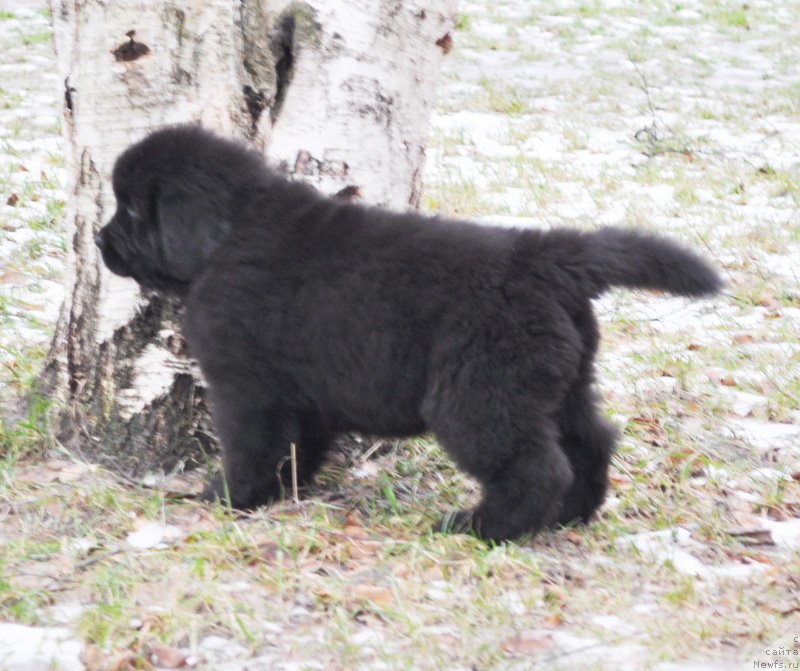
157;192;230;282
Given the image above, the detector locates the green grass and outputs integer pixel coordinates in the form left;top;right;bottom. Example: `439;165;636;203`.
15;28;50;46
712;7;750;29
477;77;535;115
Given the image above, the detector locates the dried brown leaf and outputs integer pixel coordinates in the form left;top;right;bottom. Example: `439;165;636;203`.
727;511;775;546
149;643;187;669
350;584;394;609
501;633;554;655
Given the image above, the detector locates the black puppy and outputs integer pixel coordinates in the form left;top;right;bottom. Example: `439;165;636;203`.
96;125;721;542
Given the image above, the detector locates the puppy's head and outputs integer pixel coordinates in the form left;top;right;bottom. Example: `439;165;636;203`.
96;125;271;294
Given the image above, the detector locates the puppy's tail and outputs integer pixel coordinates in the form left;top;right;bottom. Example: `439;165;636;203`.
582;227;722;297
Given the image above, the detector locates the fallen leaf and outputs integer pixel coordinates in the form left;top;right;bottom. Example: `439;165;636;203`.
727;528;775;546
342;514;372;539
740;552;777;566
733;334;756;345
56;462;98;482
349;584;394;609
6;193;19;206
0;269;24;284
83;645;106;671
346;538;384;561
15;300;45;312
609;474;631;487
758;379;777;395
16;459;96;484
111;652;153;671
757;296;780;310
727;511;775;546
501;633;554;655
543;614;563;628
254;541;281;564
666;447;698;467
149;643;187;668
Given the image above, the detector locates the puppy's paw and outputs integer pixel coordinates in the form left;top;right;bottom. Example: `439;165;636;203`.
434;510;479;536
552;493;602;528
199;474;284;510
199;474;228;505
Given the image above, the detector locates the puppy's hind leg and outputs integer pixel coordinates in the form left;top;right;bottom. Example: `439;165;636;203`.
427;375;574;542
553;381;617;527
426;316;583;542
434;412;573;542
202;391;330;509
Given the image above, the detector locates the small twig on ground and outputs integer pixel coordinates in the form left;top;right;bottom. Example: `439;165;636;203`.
358;439;388;464
290;442;299;504
630;57;687;158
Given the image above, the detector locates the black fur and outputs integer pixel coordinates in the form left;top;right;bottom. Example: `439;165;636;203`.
96;125;722;542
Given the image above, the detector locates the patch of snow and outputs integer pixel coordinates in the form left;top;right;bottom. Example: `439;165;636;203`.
350;628;384;647
762;518;800;550
617;527;766;580
197;635;249;658
125;522;184;549
749;467;792;483
0;623;84;671
544;629;649;671
719;389;770;418
591;614;638;636
42;603;86;627
722;419;800;453
498;591;526;616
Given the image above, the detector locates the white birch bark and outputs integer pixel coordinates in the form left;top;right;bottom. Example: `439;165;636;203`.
44;0;457;474
265;1;456;206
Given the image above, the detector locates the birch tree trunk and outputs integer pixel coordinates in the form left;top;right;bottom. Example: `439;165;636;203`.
42;0;457;477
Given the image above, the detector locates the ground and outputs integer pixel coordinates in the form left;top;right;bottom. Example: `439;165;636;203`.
1;1;799;670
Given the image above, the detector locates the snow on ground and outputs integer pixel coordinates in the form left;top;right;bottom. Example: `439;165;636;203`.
0;2;65;396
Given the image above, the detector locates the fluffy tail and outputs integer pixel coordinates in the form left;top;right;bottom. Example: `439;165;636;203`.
581;227;722;297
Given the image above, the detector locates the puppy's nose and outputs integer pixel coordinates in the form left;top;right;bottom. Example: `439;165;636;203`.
94;231;105;250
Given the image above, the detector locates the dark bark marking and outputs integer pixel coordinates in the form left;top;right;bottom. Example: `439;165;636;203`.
113;30;151;62
436;32;453;54
63;77;75;115
243;85;268;127
293;150;349;179
269;10;296;123
169;9;192;85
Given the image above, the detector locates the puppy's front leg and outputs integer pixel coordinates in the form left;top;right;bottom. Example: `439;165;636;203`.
201;393;327;509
